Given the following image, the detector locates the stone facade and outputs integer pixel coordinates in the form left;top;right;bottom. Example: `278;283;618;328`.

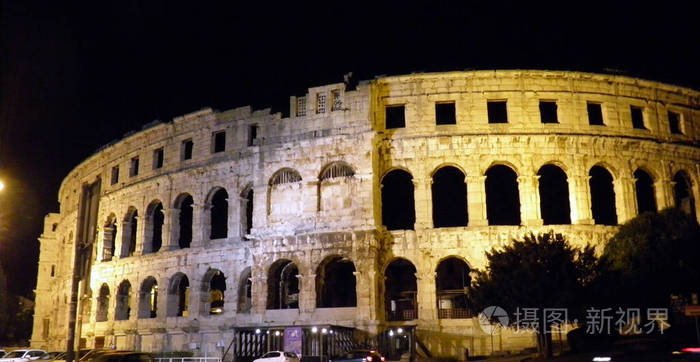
31;70;700;358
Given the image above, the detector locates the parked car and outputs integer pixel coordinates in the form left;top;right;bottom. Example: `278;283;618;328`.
45;353;63;361
0;350;48;362
48;353;66;362
92;352;153;362
77;349;114;362
330;350;385;362
253;351;300;362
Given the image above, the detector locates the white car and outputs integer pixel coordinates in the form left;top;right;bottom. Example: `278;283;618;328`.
253;351;300;362
0;350;48;362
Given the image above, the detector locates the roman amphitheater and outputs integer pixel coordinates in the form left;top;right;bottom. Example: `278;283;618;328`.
31;70;699;359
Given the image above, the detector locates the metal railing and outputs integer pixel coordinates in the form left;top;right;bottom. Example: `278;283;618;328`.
437;308;473;319
156;358;221;362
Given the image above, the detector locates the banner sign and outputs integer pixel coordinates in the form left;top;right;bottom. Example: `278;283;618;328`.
284;327;303;357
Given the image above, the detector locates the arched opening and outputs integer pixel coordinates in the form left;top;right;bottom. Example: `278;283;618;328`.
384;258;417;321
138;277;158;318
634;169;657;215
210;189;229;239
432;166;468;227
435;257;472;319
167;273;189;317
318;162;356;212
203;269;226;315
270;168;303;186
381;169;415;230
237;267;252;313
102;214;117;261
316;256;356;308
485;165;521;225
96;284;109;322
121;208;138;257
268;168;303;217
674;171;695;217
145;201;164;253
538;165;571;225
240;187;254;238
589;166;617;225
267;259;299;309
176;194;193;248
320;162;355;180
115;280;131;321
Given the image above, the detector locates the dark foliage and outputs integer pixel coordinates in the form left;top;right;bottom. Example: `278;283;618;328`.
470;232;596;357
0;293;34;345
598;208;700;310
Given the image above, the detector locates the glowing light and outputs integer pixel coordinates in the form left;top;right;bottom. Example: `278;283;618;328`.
388;330;394;336
255;329;261;334
396;328;403;334
311;327;318;333
275;331;280;336
321;328;327;334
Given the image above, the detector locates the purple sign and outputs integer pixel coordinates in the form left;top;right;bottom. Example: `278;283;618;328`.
284;327;303;357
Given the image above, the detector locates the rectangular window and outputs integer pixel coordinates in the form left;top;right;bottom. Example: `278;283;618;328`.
248;124;259;146
110;166;119;185
331;89;342;111
50;265;55;277
153;148;164;169
296;96;307;116
316;93;326;114
182;139;193;160
587;102;604;125
129;157;139;177
487;100;508;123
668;111;682;135
385;105;406;129
213;131;226;153
630;106;646;129
539;101;558;123
435;102;456;125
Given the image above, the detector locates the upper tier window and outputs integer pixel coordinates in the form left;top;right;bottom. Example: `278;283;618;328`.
487;100;508;124
212;131;226;153
630;106;646;129
668;111;683;135
435;102;456;125
539;101;558;124
386;105;406;129
587;102;604;125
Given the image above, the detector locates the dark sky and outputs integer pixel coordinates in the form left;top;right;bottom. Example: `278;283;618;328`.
0;1;698;296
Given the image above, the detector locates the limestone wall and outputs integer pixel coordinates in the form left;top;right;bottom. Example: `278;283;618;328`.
32;70;699;358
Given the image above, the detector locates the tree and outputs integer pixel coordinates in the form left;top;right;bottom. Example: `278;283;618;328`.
600;208;700;314
470;232;596;358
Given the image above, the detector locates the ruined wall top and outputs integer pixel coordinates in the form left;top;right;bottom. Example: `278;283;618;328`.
57;70;699;206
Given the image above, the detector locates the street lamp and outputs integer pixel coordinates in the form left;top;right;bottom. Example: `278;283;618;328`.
0;180;4;191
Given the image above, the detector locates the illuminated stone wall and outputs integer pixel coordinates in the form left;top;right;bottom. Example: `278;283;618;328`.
31;71;699;358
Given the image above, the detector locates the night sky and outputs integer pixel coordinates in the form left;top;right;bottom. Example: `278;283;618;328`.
0;1;698;297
